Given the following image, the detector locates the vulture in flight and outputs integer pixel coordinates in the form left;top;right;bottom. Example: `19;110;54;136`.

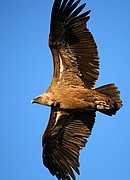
31;0;122;179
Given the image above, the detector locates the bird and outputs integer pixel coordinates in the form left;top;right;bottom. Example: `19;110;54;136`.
31;0;122;179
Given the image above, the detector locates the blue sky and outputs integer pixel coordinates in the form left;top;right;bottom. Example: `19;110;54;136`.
0;0;130;179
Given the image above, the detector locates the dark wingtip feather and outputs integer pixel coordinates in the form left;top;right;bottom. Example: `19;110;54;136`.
70;3;86;17
51;0;62;22
51;0;89;24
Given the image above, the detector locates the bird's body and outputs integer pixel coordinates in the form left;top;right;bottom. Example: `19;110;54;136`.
35;84;115;111
31;0;122;179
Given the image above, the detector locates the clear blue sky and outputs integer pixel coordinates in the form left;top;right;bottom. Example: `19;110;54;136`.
0;0;130;179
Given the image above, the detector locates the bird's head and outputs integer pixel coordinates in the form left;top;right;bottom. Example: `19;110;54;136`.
31;93;54;106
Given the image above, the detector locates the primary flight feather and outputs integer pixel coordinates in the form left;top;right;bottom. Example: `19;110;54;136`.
31;0;122;179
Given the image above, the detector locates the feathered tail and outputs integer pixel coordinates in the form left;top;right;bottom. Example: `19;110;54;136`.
96;83;122;116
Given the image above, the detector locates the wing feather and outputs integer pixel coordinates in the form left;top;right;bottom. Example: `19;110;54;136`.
42;107;95;179
49;0;99;88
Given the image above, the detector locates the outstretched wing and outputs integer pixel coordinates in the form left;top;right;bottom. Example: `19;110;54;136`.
42;107;95;180
49;0;99;88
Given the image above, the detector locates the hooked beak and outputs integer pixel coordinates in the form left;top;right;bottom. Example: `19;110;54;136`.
31;99;35;104
31;95;42;104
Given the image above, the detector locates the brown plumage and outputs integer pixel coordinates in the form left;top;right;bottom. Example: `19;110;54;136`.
31;0;122;179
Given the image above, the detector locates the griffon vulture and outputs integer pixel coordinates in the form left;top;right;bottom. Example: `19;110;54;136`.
31;0;122;179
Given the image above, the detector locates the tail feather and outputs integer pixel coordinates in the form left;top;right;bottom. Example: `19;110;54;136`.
96;83;122;116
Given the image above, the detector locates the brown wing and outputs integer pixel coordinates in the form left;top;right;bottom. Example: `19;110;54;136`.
49;0;99;88
42;107;95;180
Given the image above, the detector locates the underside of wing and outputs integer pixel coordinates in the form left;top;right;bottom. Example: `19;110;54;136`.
49;0;100;88
42;107;95;180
